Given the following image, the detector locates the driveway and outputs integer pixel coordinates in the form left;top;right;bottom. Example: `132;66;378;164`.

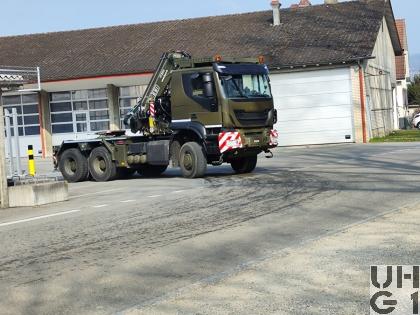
0;143;419;314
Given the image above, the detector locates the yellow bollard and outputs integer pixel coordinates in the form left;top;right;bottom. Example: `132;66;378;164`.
27;145;36;176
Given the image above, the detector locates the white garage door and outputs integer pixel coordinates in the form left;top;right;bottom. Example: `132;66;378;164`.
270;68;354;146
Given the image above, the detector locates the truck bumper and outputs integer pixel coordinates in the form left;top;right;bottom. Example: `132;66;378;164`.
218;128;277;153
239;128;278;149
215;128;278;162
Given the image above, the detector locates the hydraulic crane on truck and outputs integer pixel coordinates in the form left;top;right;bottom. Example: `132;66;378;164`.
124;51;192;135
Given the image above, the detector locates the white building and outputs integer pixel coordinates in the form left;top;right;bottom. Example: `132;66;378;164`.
394;19;410;128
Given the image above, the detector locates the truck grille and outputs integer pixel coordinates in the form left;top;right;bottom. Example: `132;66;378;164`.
234;110;269;126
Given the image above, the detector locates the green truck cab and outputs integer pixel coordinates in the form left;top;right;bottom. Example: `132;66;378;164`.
54;52;278;182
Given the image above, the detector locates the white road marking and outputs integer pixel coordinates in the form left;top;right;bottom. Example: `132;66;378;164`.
172;190;186;194
93;204;108;208
69;188;123;200
0;210;80;228
120;200;136;203
148;195;162;198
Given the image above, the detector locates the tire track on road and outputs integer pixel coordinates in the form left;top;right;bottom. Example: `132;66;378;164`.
0;170;336;285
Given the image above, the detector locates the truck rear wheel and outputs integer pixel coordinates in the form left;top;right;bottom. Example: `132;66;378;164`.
179;142;207;178
231;155;258;174
88;147;117;182
137;165;168;177
59;148;89;183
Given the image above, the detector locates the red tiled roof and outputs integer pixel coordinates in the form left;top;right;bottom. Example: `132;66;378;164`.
395;19;407;80
396;19;407;49
0;0;402;82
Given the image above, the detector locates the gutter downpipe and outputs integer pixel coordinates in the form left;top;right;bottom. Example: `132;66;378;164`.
358;61;367;143
38;93;46;159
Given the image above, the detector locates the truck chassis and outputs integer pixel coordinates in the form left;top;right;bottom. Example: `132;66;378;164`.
54;127;276;182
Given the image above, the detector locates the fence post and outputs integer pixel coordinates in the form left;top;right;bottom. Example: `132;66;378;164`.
4;109;14;176
0;92;9;208
11;108;21;175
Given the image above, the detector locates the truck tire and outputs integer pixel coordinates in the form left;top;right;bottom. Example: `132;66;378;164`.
179;142;207;178
59;148;89;183
88;147;117;182
137;165;168;177
231;155;258;174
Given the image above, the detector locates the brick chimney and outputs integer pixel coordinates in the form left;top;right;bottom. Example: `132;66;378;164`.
271;0;281;26
291;0;312;9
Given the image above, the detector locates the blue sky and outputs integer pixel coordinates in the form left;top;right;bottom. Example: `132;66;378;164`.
0;0;418;54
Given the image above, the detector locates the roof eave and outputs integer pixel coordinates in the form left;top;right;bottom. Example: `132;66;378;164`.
269;56;375;70
384;0;404;56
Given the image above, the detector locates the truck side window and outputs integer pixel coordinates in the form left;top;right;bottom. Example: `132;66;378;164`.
182;73;217;111
191;75;205;97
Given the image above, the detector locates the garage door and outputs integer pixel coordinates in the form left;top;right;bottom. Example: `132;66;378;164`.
270;68;354;146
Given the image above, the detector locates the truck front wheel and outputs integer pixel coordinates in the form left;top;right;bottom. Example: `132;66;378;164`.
179;142;207;178
88;147;117;182
59;148;89;183
231;155;258;174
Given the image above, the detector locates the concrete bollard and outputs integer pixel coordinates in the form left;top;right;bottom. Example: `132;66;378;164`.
8;181;69;207
27;145;36;176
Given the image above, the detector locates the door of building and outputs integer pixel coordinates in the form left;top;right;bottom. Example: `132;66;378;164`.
73;111;90;133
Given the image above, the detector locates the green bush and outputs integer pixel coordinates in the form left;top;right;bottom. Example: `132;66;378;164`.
408;75;420;105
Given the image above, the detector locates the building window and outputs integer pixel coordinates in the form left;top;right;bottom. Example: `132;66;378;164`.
2;93;40;136
119;86;146;128
50;88;110;134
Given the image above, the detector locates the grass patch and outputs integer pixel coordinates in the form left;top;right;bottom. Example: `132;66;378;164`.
370;130;420;142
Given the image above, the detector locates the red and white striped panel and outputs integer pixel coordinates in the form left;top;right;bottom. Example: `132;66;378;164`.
149;101;155;118
218;132;243;153
269;130;279;146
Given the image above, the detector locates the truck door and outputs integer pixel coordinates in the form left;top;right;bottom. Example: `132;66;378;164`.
171;71;222;128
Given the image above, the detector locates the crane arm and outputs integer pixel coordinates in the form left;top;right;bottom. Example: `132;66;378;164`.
124;51;191;134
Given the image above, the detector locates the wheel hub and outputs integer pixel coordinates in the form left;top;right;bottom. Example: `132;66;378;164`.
183;152;193;171
99;160;106;171
65;158;77;175
93;157;107;174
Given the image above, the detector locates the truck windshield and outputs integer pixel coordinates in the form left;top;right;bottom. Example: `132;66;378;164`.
220;74;271;99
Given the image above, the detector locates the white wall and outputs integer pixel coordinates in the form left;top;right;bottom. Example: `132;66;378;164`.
365;17;397;137
394;80;409;128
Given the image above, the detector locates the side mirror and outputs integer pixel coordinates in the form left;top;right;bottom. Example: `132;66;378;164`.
202;73;215;98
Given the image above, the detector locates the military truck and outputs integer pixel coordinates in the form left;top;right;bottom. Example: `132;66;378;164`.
54;51;278;182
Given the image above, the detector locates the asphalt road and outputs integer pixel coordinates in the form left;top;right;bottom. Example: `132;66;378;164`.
0;143;419;315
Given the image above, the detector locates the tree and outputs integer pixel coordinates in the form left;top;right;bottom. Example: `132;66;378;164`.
408;75;420;105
